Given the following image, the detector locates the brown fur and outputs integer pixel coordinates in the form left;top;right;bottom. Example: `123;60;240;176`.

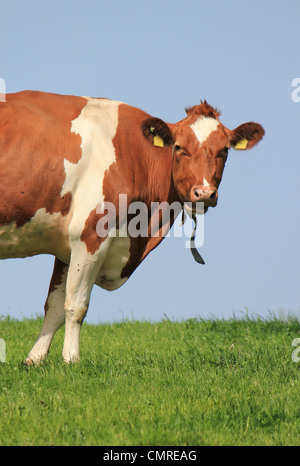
0;91;86;227
185;101;221;119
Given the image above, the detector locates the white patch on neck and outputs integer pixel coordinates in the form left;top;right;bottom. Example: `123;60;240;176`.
190;116;219;145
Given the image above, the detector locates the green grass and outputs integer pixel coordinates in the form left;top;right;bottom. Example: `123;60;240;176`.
0;315;300;445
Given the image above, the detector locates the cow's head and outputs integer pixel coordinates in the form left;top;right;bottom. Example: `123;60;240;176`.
142;101;264;214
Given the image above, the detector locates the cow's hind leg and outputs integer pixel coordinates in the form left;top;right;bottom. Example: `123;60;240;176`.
24;258;68;365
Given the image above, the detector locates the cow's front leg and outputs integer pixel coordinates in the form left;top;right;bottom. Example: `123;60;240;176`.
24;258;68;365
62;243;109;363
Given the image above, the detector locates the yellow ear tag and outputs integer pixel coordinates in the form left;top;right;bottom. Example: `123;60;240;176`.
153;135;164;148
235;138;248;150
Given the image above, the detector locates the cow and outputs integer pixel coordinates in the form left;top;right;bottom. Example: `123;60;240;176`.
0;91;264;364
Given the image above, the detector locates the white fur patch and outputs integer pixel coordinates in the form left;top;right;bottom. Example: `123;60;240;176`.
97;228;131;291
62;96;124;289
190;116;219;145
0;208;70;261
203;177;210;188
64;97;122;243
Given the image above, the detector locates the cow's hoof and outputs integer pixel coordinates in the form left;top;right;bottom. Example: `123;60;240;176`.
23;355;45;366
23;357;35;366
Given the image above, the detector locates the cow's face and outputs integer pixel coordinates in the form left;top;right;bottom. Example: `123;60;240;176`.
171;103;265;214
142;102;264;214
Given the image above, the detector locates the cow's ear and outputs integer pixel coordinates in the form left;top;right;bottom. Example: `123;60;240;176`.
141;118;174;148
230;122;265;150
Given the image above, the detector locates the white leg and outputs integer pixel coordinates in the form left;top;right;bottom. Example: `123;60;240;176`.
62;241;111;363
24;258;68;365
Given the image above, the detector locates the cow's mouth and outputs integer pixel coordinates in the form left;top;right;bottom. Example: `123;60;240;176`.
183;202;209;217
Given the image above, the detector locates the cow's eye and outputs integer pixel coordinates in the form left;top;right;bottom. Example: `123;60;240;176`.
174;144;189;157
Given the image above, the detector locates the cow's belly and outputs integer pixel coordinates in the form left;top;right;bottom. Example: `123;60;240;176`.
96;236;131;291
0;208;71;261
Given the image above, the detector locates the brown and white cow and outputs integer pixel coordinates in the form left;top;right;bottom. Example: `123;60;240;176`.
0;91;264;363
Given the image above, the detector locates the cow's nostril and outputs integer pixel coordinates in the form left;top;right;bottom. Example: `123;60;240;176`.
193;188;200;198
210;189;217;200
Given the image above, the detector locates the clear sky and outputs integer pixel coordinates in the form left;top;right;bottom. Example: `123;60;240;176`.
0;0;299;324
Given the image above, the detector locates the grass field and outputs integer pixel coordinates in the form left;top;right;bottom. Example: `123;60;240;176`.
0;315;299;446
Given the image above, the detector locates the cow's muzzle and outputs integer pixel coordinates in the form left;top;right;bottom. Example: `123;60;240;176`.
190;185;218;207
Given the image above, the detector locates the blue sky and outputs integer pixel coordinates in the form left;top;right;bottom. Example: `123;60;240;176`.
0;0;299;323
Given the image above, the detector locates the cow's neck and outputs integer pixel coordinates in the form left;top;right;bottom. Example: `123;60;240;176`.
143;147;179;205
